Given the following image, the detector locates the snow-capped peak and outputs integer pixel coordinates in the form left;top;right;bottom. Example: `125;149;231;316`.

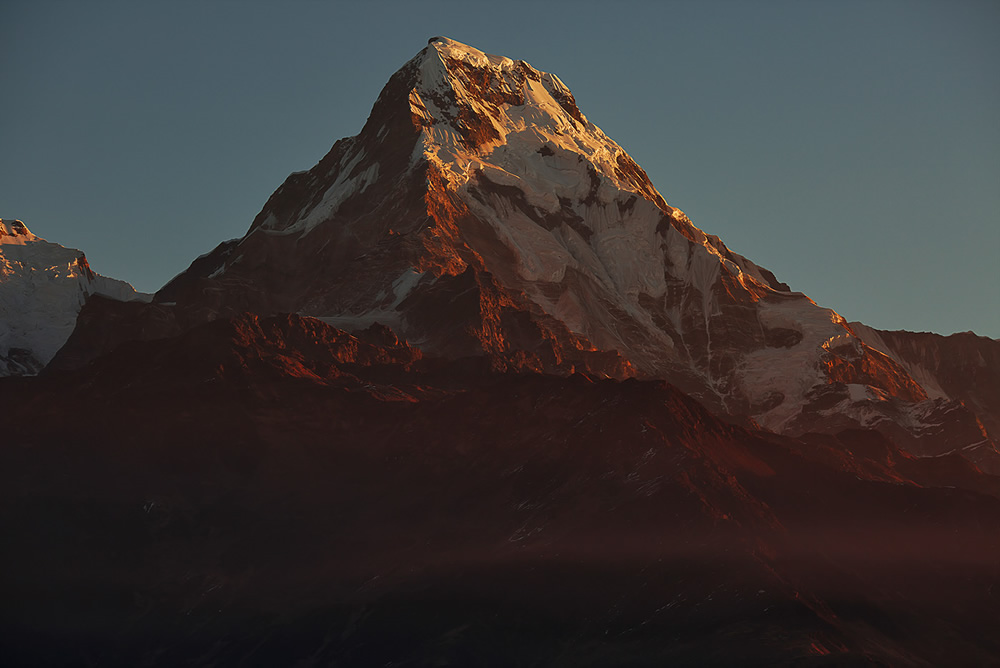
159;38;995;465
398;39;787;325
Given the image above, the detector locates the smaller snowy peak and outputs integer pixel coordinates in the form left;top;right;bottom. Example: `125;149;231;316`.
0;217;152;376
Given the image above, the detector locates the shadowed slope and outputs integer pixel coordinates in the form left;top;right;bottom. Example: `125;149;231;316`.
4;314;1000;666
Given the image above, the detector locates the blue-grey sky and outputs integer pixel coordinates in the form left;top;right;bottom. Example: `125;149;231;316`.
2;1;998;337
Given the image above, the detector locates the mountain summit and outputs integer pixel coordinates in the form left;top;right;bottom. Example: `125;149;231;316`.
60;38;999;468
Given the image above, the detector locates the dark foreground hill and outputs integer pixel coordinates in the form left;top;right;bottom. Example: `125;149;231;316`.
2;314;999;666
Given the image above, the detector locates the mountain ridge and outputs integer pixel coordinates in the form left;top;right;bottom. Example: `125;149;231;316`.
35;37;1000;467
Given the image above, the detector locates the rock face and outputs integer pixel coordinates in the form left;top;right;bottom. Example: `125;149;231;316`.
0;219;151;376
57;38;997;465
850;323;1000;469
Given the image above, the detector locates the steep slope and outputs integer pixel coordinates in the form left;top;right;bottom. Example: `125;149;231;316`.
4;313;1000;666
59;38;997;462
0;219;151;375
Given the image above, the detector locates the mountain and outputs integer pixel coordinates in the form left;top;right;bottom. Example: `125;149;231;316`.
4;313;1000;666
6;37;1000;666
0;219;151;376
54;37;999;470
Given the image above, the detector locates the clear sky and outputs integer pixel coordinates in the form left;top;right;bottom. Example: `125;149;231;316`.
2;1;998;337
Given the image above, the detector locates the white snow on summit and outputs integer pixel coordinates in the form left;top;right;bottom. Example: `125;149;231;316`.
406;39;786;353
412;37;656;197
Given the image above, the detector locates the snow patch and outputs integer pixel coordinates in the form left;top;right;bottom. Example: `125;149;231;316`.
390;268;424;308
742;297;852;432
310;268;426;335
846;384;870;402
275;152;380;236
